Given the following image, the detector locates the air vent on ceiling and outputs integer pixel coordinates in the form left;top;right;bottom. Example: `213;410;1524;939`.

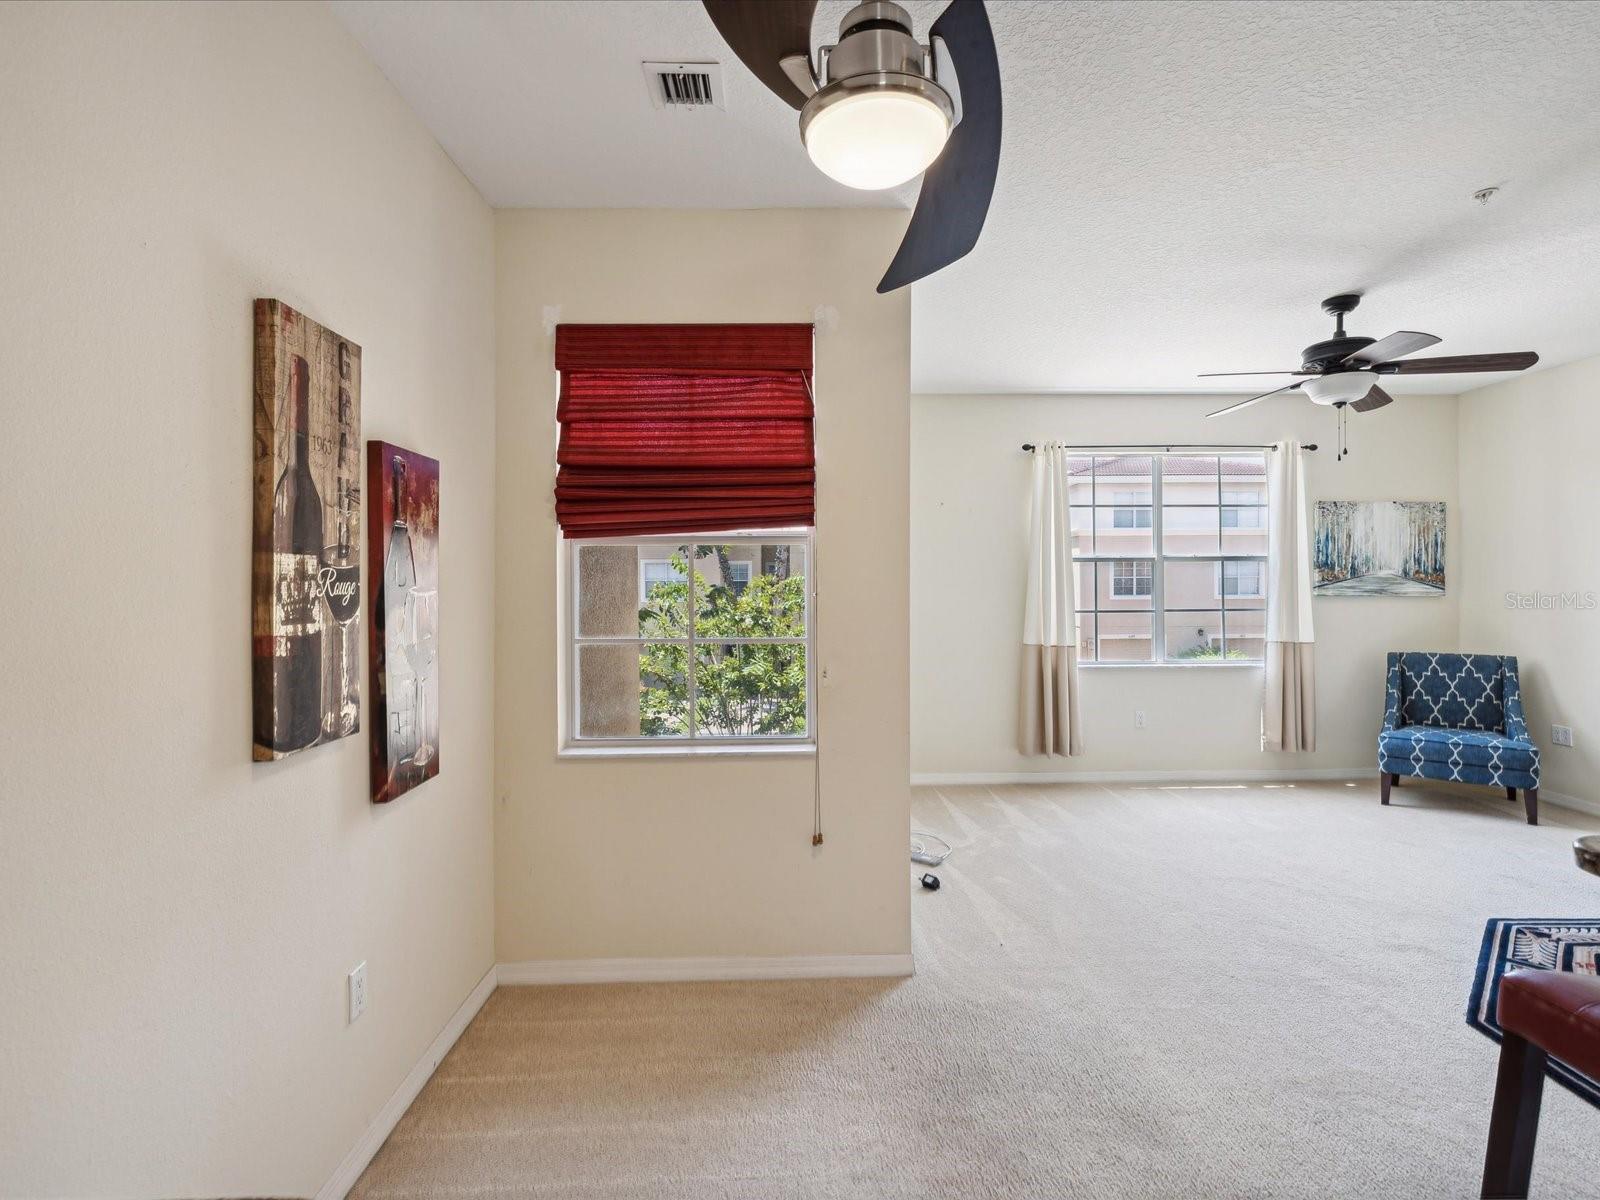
643;61;725;110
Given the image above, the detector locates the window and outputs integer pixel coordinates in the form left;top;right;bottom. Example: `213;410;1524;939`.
1221;488;1265;529
1219;560;1263;598
1069;453;1268;663
571;533;812;746
1112;491;1153;528
1112;560;1153;597
639;559;685;603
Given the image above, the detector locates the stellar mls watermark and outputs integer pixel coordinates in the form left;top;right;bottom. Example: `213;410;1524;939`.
1505;590;1599;610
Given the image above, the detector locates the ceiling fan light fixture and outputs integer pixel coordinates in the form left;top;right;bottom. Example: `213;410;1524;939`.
1302;370;1378;407
801;81;952;190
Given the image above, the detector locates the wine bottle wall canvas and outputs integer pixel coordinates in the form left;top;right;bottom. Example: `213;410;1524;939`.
252;300;362;761
368;443;440;803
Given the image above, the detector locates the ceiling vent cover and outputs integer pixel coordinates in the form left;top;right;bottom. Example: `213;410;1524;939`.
643;62;726;110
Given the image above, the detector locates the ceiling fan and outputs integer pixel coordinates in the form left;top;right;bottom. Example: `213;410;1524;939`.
1203;293;1539;419
702;0;1001;293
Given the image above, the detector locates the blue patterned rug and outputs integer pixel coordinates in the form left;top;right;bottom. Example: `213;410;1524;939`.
1467;918;1600;1109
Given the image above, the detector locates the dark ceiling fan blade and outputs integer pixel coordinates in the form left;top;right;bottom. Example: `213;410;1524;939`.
877;0;1001;293
1350;384;1394;414
1342;331;1441;367
1204;381;1302;419
701;0;817;110
1380;351;1540;374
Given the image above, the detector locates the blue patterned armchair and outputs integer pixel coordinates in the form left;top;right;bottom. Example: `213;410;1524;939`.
1379;652;1540;824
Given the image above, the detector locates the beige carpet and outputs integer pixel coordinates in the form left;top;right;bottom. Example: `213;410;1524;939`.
351;780;1600;1198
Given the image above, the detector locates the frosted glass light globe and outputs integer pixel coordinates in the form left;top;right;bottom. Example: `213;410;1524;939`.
803;90;951;191
1302;370;1378;406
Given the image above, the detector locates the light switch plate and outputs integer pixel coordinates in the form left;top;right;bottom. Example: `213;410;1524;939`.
348;961;368;1023
1552;724;1574;748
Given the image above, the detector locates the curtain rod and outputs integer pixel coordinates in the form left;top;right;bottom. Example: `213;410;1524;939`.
1020;442;1318;453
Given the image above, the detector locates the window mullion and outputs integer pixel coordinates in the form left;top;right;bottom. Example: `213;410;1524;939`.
1152;459;1165;662
686;547;697;740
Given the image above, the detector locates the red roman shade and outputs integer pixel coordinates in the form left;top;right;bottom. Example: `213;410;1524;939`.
554;324;815;538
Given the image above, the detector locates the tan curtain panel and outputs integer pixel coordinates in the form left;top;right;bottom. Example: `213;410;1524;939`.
1020;444;1083;757
1263;439;1316;751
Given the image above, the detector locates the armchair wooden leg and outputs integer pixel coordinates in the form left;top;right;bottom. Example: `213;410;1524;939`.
1481;1031;1547;1199
1381;773;1392;805
1506;786;1517;802
1524;788;1538;827
1391;773;1401;787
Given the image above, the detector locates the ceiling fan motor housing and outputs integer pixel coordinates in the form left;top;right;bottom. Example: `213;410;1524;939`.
1300;293;1370;372
1300;335;1375;373
800;0;955;145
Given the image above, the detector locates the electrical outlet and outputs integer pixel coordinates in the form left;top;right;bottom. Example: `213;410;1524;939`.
1552;724;1574;748
348;961;368;1024
1135;710;1147;729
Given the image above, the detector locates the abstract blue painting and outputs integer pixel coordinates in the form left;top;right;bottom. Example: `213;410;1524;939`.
1313;500;1445;596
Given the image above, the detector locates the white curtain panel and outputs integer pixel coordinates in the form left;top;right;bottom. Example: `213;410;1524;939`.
1020;443;1083;756
1264;438;1316;751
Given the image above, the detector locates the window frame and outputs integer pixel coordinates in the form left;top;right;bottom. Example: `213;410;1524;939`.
1073;453;1269;668
1112;559;1153;598
638;558;686;604
566;529;816;752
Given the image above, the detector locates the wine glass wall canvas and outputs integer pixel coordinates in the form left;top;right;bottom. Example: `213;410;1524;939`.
367;443;440;803
252;300;362;761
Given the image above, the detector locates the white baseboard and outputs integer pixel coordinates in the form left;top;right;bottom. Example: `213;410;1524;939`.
911;767;1373;786
497;954;915;985
1430;780;1600;821
1542;789;1600;819
317;964;498;1200
911;769;1600;819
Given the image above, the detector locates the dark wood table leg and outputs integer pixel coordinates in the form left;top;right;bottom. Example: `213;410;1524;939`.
1481;1031;1546;1199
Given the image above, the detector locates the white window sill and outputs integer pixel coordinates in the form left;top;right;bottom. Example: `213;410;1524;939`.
1081;661;1264;670
559;742;817;761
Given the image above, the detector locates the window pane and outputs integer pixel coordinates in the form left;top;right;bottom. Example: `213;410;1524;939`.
1224;608;1265;660
578;544;689;638
693;643;807;737
1105;559;1154;607
1076;612;1096;661
1098;612;1153;661
1070;507;1094;556
1095;455;1152;502
1094;506;1154;556
1066;456;1095;506
577;642;688;738
1165;612;1223;661
1222;560;1266;607
1163;558;1218;608
693;542;806;637
1220;453;1267;499
1074;561;1095;610
1221;511;1268;556
1163;506;1220;555
1163;454;1218;504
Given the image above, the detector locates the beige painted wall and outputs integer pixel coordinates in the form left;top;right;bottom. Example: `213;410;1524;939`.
0;3;496;1196
912;392;1461;777
494;209;911;962
1458;354;1600;806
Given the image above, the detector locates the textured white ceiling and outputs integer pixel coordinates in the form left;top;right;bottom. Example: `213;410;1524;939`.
333;0;1600;396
